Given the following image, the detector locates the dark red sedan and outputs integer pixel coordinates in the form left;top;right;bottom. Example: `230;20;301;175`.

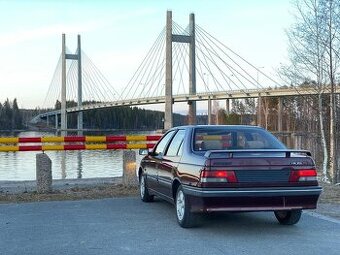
138;125;322;228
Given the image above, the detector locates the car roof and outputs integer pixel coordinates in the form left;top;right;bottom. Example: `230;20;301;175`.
170;125;264;130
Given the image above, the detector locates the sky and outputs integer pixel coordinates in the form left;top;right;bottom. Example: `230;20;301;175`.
0;0;293;109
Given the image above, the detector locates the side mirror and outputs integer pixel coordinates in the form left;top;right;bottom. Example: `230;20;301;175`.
139;148;151;155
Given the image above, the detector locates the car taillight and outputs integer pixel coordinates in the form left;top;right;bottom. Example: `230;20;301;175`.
200;170;238;183
289;169;317;182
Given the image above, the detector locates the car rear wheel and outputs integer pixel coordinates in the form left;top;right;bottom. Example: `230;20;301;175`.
175;185;198;228
274;209;302;225
139;174;154;202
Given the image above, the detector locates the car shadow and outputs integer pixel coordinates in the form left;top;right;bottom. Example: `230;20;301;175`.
148;198;302;234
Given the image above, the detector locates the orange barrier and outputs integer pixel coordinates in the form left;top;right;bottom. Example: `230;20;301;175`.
0;143;156;152
0;135;162;144
0;135;162;152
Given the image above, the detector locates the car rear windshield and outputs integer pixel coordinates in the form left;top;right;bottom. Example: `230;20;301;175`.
193;127;285;151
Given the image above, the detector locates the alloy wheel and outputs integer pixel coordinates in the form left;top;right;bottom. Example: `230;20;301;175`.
176;190;185;221
140;175;145;198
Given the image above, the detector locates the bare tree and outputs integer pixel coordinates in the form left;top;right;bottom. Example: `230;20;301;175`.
261;98;271;130
280;0;331;182
321;0;340;183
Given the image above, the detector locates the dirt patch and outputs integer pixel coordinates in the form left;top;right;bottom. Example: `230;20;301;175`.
0;181;339;207
0;183;138;204
318;182;340;204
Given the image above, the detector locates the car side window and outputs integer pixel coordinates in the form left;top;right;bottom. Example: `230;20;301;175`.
154;130;176;155
165;130;186;156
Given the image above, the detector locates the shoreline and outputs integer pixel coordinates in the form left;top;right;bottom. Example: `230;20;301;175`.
0;177;123;194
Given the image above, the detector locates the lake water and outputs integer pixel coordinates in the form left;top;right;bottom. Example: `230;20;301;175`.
0;131;148;181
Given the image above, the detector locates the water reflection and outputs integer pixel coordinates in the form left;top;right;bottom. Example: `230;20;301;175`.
0;131;146;181
61;151;66;179
77;151;82;179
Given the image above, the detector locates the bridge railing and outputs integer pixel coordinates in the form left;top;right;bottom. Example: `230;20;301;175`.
0;135;162;152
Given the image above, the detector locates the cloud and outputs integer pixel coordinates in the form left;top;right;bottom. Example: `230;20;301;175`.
0;6;159;108
0;23;100;47
0;7;156;48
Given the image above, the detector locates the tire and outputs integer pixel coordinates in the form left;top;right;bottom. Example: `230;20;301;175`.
274;209;302;225
175;185;199;228
139;174;154;202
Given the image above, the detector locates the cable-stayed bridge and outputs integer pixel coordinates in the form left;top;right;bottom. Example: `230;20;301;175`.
33;11;336;132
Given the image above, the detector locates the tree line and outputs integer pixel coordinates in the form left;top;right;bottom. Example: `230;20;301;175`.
53;100;187;130
215;86;340;183
0;98;23;130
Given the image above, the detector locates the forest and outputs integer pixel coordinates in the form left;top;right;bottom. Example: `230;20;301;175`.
0;99;23;130
53;100;187;130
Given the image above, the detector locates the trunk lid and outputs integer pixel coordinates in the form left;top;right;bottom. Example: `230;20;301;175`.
200;150;317;187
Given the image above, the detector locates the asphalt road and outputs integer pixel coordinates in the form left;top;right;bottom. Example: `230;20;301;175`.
0;197;339;255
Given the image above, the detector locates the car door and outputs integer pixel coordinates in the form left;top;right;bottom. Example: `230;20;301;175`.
158;129;186;199
146;130;176;192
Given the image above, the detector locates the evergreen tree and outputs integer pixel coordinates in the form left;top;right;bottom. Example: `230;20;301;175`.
12;98;23;129
0;103;3;128
3;99;12;130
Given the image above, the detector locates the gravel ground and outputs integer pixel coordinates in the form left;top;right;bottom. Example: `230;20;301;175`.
0;178;138;203
318;182;340;204
313;182;340;219
0;179;339;219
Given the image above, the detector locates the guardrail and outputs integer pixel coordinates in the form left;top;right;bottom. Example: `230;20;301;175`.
0;134;163;193
0;135;162;152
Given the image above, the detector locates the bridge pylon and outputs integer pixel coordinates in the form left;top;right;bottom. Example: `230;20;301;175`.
165;11;196;129
61;34;83;135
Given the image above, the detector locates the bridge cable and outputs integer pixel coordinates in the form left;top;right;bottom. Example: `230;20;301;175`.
83;65;106;102
195;32;235;92
83;53;120;102
137;28;166;99
174;22;191;95
172;23;189;95
172;42;186;95
42;54;62;109
196;26;258;91
173;22;191;95
196;37;255;93
132;36;163;98
196;26;263;92
144;33;166;98
195;33;229;93
68;60;78;102
82;60;106;102
82;51;120;101
128;27;165;99
121;27;166;100
197;25;281;87
172;23;184;95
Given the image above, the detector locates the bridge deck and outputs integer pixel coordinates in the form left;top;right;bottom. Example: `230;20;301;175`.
35;86;337;119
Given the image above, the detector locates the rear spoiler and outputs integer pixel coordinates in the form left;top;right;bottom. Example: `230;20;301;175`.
204;149;312;159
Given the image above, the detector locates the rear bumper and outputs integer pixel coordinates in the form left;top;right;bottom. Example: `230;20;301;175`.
183;186;322;197
182;185;322;213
